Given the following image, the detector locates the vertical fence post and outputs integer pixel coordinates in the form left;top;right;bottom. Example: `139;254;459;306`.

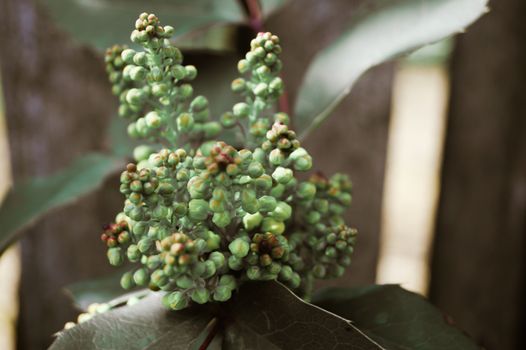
430;0;526;348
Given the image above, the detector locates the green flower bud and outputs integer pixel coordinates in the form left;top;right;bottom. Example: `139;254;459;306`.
209;251;226;269
272;166;293;184
313;264;327;278
278;265;293;281
298;182;316;199
133;145;155;162
243;212;263;231
290;273;301;288
253;82;268;97
219;274;236;289
229;238;250;258
255;174;273;191
151;269;168;286
177;112;194;132
126;88;145;105
188;199;209;221
191;287;210;304
187;176;208;199
127;244;141;262
203;122;221;138
144;111;162;129
306;211;321;224
133;268;149;286
261;217;285;235
248;162;264;178
272;201;292;221
206;231;221;251
233;102;250;118
171;65;186;80
246;266;262;280
241;189;259;214
203;260;217;278
120;271;135;290
176;275;194;289
231;78;246;92
184;65;198;80
138;237;154;253
220;112;236;128
130;66;146;81
133;52;147;66
107;247;123;266
325;246;337;259
228;255;243;270
258;195;277;212
213;286;232;302
212;211;231;228
269;149;285;165
179;84;193;99
164;291;189;310
121;49;136;63
190;95;208;112
237;59;250;73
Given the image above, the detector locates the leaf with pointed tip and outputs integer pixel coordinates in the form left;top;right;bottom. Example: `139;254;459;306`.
49;294;215;350
294;0;489;139
43;0;245;51
0;154;124;255
222;281;383;349
313;285;480;350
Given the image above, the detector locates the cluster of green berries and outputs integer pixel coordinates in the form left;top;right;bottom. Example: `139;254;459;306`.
105;12;220;146
102;13;358;310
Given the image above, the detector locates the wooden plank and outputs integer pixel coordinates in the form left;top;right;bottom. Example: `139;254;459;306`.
429;0;526;348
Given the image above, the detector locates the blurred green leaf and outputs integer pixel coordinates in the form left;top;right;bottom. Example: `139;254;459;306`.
43;0;245;51
294;0;489;139
64;271;138;310
313;285;480;350
0;154;124;254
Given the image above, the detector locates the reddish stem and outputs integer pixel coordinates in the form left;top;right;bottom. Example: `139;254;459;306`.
198;318;219;350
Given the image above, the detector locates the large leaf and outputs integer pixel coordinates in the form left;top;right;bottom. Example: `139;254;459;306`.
313;285;480;350
0;154;124;254
43;0;245;51
294;0;489;139
51;281;384;349
221;281;383;349
49;294;215;350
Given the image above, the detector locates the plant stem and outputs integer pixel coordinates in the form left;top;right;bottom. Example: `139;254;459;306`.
198;317;219;350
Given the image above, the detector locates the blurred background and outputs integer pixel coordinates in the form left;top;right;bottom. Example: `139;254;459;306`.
0;0;524;349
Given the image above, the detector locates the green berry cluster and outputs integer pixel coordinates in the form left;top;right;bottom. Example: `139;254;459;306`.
105;12;220;147
102;13;358;310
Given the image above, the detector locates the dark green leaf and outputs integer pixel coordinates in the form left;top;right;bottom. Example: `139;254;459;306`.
64;271;138;310
49;294;215;350
313;285;480;350
0;154;124;254
222;281;383;349
43;0;245;51
294;0;489;139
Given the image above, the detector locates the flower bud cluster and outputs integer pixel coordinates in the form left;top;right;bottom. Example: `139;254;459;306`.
222;32;285;146
104;12;221;146
102;13;358;310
